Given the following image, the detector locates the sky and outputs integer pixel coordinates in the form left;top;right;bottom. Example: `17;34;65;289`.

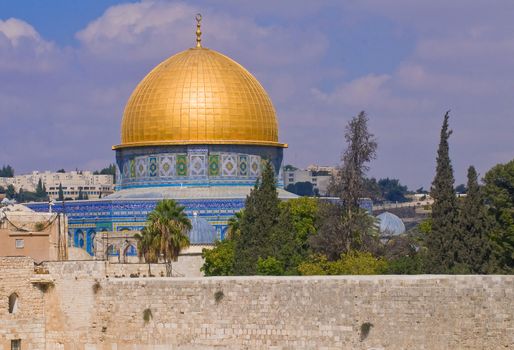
0;0;513;190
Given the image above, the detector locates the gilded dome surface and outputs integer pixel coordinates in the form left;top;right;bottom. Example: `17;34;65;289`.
114;47;285;149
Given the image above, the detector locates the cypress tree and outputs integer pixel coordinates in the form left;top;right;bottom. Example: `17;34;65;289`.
36;178;46;199
456;166;494;273
426;111;459;273
58;183;64;201
234;161;281;275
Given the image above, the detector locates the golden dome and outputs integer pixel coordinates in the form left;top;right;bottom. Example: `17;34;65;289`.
114;47;286;149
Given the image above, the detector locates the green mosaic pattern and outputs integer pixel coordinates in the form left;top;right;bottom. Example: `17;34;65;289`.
130;159;136;178
176;154;188;176
209;154;220;176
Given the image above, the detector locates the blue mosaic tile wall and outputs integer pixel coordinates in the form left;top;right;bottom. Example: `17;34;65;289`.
27;198;244;256
115;145;284;189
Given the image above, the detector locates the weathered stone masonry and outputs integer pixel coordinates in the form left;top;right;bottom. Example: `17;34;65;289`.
1;257;513;349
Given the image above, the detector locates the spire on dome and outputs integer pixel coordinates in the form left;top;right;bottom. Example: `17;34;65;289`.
195;13;202;48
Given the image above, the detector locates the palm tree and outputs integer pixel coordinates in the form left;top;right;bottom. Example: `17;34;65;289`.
134;226;160;276
226;210;244;240
142;199;192;276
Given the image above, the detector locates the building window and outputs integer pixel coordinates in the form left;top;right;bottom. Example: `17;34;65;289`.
11;339;21;350
8;293;18;313
15;239;24;249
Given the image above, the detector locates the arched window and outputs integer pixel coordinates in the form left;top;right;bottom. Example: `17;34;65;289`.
107;244;119;256
74;230;84;248
8;293;18;314
86;230;96;255
124;244;137;257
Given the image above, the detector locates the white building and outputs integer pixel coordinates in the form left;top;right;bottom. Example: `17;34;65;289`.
0;171;114;200
283;165;336;196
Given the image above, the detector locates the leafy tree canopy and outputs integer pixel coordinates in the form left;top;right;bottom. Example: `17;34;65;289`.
483;159;514;272
298;251;388;275
136;199;192;276
201;239;235;276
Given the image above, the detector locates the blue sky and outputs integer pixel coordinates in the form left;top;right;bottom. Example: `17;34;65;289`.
0;0;513;189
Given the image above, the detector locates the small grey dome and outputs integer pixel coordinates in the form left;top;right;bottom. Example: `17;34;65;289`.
189;215;217;244
376;212;406;236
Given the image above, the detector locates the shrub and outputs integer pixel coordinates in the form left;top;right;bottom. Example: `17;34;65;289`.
201;239;235;276
256;256;285;275
214;290;224;303
143;308;152;323
299;251;388;275
386;255;424;274
360;322;373;341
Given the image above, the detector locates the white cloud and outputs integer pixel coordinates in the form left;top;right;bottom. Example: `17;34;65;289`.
0;18;40;45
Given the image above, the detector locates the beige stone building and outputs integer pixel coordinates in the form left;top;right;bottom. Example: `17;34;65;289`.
0;204;67;262
0;170;114;200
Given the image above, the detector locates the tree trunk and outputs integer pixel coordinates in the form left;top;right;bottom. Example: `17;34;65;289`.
165;261;173;277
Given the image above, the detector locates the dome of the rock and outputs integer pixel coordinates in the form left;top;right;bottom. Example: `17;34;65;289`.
26;16;296;258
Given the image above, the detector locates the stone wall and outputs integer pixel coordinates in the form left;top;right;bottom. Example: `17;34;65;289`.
1;257;513;349
0;257;45;350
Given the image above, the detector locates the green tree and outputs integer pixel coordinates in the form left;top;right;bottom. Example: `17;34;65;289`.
286;182;315;196
134;225;161;276
0;165;14;177
6;185;16;199
279;197;318;255
310;202;377;260
256;256;285;275
298;251;388;275
77;188;84;200
94;164;117;183
484;159;514;272
35;179;47;200
455;166;494;273
270;204;303;274
426;112;460;273
363;177;382;202
233;162;282;275
226;210;244;240
138;199;192;276
377;178;409;203
57;183;64;201
321;111;378;256
201;239;235;276
331;111;377;208
386;255;424;274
